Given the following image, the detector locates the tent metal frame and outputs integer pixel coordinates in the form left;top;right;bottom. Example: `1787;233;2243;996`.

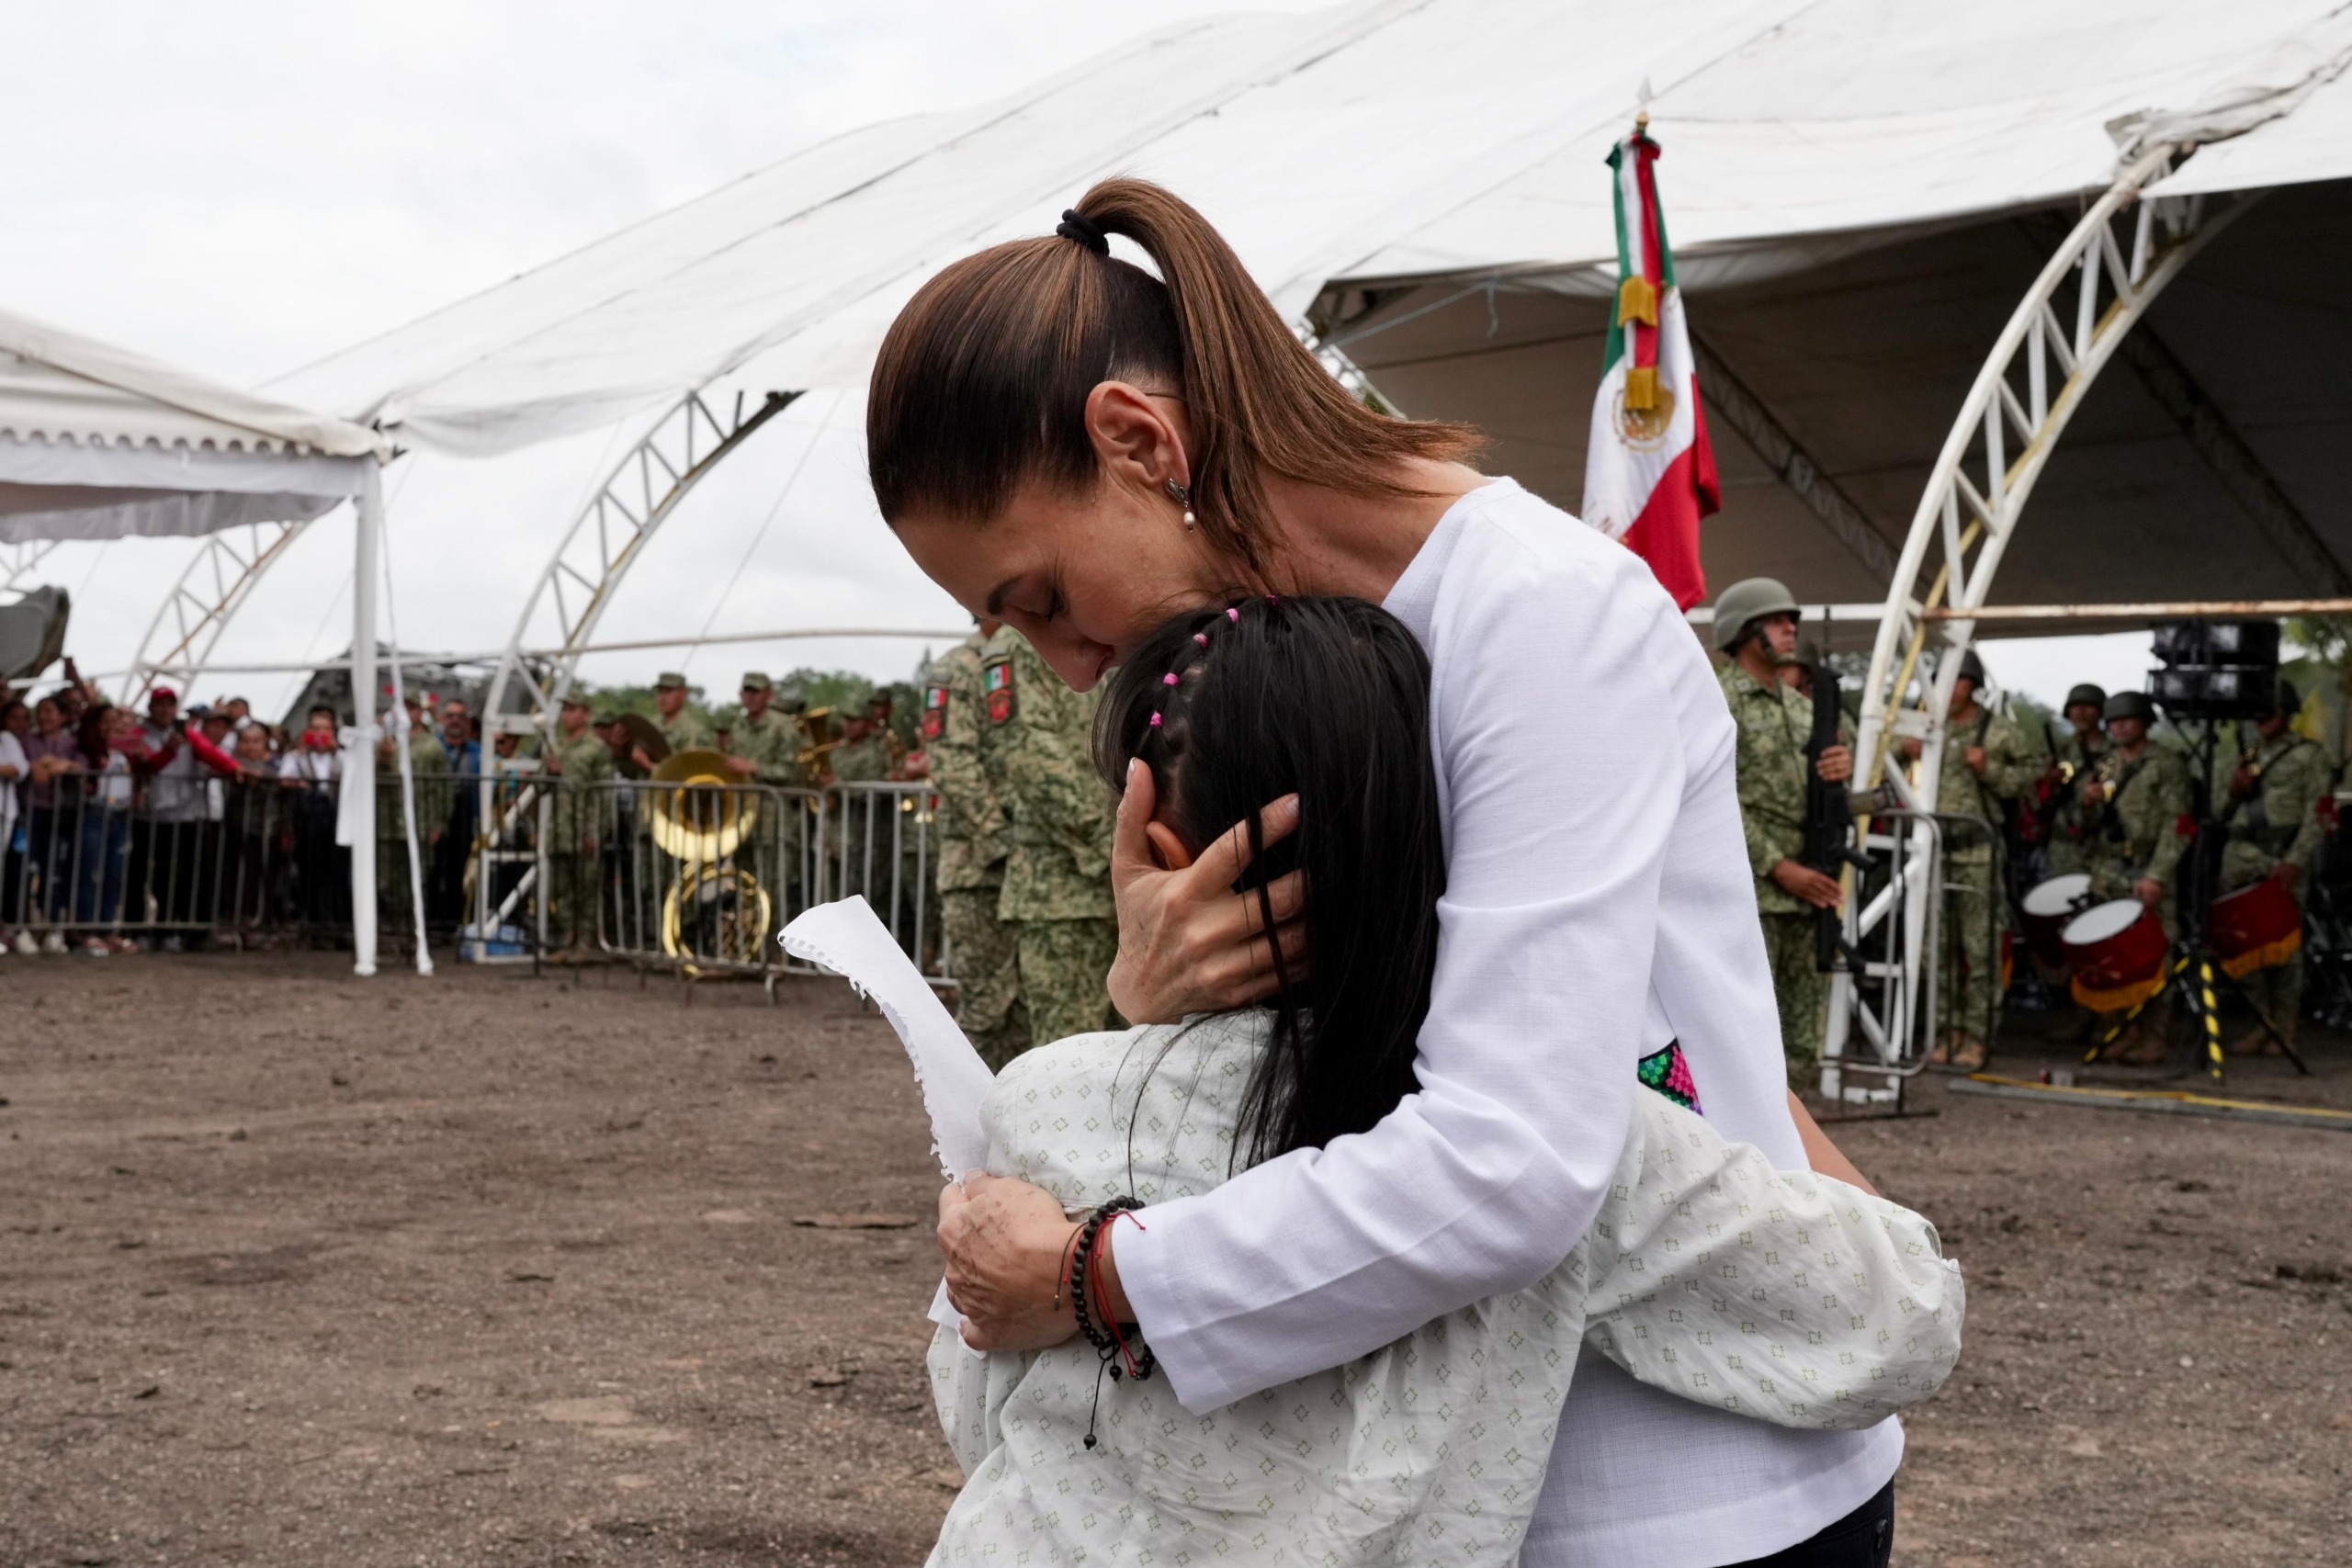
477;387;801;739
119;520;309;704
1826;146;2254;1100
2;540;61;596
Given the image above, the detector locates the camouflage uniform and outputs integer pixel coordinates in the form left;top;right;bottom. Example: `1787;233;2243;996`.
376;721;448;918
2213;728;2333;1047
1934;705;2008;1050
546;726;614;950
1987;721;2110;880
830;733;895;783
989;629;1119;1048
2084;744;2194;931
655;706;716;754
926;633;1027;1066
1719;661;1827;1086
729;702;811;920
730;707;808;791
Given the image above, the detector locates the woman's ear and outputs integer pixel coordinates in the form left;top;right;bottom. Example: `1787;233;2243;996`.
1145;819;1195;873
1085;381;1191;493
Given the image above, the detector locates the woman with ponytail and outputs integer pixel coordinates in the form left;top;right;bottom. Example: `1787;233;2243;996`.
874;181;1906;1565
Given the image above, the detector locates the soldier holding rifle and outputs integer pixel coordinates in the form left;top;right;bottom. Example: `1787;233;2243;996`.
1712;578;1852;1087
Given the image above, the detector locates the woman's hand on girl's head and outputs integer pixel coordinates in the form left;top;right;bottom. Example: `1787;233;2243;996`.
1106;761;1306;1022
940;1174;1086;1352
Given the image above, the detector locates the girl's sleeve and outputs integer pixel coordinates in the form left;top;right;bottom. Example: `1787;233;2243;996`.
1580;1098;1964;1430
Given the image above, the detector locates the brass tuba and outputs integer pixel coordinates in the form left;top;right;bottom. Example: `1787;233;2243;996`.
649;748;756;862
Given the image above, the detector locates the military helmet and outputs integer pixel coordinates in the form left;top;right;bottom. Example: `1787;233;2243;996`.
1953;648;1985;686
1711;577;1801;651
2064;682;2108;714
775;682;808;715
2104;690;2155;724
2273;677;2301;718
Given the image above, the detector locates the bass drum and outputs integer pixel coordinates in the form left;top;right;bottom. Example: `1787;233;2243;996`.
2209;878;2304;978
2062;899;2168;1012
2019;873;2092;967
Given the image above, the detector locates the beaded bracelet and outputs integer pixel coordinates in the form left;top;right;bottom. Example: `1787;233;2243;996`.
1069;1197;1154;1449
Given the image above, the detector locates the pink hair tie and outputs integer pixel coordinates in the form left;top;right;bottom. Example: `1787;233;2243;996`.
1162;672;1180;686
1226;607;1240;623
1193;633;1209;647
1148;713;1163;727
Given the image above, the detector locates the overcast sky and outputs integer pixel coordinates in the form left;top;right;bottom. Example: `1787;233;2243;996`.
4;0;2144;715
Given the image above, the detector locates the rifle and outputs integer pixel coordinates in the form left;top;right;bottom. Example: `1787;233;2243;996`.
1802;662;1863;970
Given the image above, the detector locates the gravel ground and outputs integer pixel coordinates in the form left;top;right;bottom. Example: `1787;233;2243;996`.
2;952;2346;1567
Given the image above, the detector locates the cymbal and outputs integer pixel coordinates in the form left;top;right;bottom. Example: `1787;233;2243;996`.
618;713;668;763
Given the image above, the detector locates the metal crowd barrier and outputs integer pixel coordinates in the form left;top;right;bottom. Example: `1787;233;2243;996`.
1;766;952;981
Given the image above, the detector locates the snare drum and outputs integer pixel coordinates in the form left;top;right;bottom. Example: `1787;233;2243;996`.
2019;873;2092;967
2209;878;2304;978
2063;899;2169;1011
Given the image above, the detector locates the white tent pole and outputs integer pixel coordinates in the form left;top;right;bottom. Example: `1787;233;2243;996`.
347;467;381;977
379;515;434;977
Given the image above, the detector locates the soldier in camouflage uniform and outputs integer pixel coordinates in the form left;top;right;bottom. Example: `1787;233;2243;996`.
986;626;1120;1048
1983;682;2109;1037
651;671;715;753
1712;580;1852;1088
543;693;614;951
376;691;449;921
2213;679;2333;1055
722;672;811;919
2079;690;2194;1062
924;625;1028;1066
1985;683;2111;880
1919;649;2006;1069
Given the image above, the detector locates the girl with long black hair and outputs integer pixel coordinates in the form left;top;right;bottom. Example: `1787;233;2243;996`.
923;596;1960;1564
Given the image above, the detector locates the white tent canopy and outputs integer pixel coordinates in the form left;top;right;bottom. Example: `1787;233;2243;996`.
1;307;386;542
269;0;2352;472
0;306;406;978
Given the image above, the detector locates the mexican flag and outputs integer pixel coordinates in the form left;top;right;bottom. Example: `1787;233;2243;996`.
1581;123;1719;610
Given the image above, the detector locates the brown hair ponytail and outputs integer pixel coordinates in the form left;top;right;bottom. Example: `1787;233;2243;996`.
866;177;1481;571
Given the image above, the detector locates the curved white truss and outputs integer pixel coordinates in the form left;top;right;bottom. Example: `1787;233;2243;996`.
1830;147;2252;1089
1;540;62;596
119;521;312;704
480;386;800;737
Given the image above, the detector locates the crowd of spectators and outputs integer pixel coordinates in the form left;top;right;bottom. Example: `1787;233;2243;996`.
0;660;401;958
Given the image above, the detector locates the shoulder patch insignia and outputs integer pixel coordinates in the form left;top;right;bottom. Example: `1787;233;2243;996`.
922;682;948;741
984;659;1016;725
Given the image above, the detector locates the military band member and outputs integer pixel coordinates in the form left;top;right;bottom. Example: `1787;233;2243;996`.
985;626;1120;1049
543;693;614;951
925;623;1028;1066
2078;690;2193;1064
1918;649;2005;1070
651;671;715;753
724;672;807;789
2005;682;2112;878
2215;679;2332;1055
1712;578;1852;1088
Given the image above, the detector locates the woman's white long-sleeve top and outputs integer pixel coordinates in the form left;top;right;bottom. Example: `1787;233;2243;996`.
1112;480;1905;1562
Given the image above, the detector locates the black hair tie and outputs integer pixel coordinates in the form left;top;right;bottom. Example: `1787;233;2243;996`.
1056;209;1110;256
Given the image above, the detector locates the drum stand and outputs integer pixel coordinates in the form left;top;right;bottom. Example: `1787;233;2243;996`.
2085;719;2312;1082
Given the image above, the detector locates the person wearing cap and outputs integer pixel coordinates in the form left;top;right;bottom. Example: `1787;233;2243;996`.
651;672;715;753
924;621;1029;1066
539;692;616;952
2077;690;2194;1063
1898;648;2012;1068
1712;578;1852;1088
723;672;807;790
2214;678;2335;1055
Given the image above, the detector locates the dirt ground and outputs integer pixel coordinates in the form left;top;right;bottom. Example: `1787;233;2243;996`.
3;953;2346;1568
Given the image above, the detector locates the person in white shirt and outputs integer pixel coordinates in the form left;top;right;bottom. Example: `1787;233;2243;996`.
868;179;1908;1565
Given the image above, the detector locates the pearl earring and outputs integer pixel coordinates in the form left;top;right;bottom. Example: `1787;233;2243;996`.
1164;477;1195;532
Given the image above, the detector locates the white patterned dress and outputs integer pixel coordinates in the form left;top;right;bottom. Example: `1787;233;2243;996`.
928;1014;1962;1566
